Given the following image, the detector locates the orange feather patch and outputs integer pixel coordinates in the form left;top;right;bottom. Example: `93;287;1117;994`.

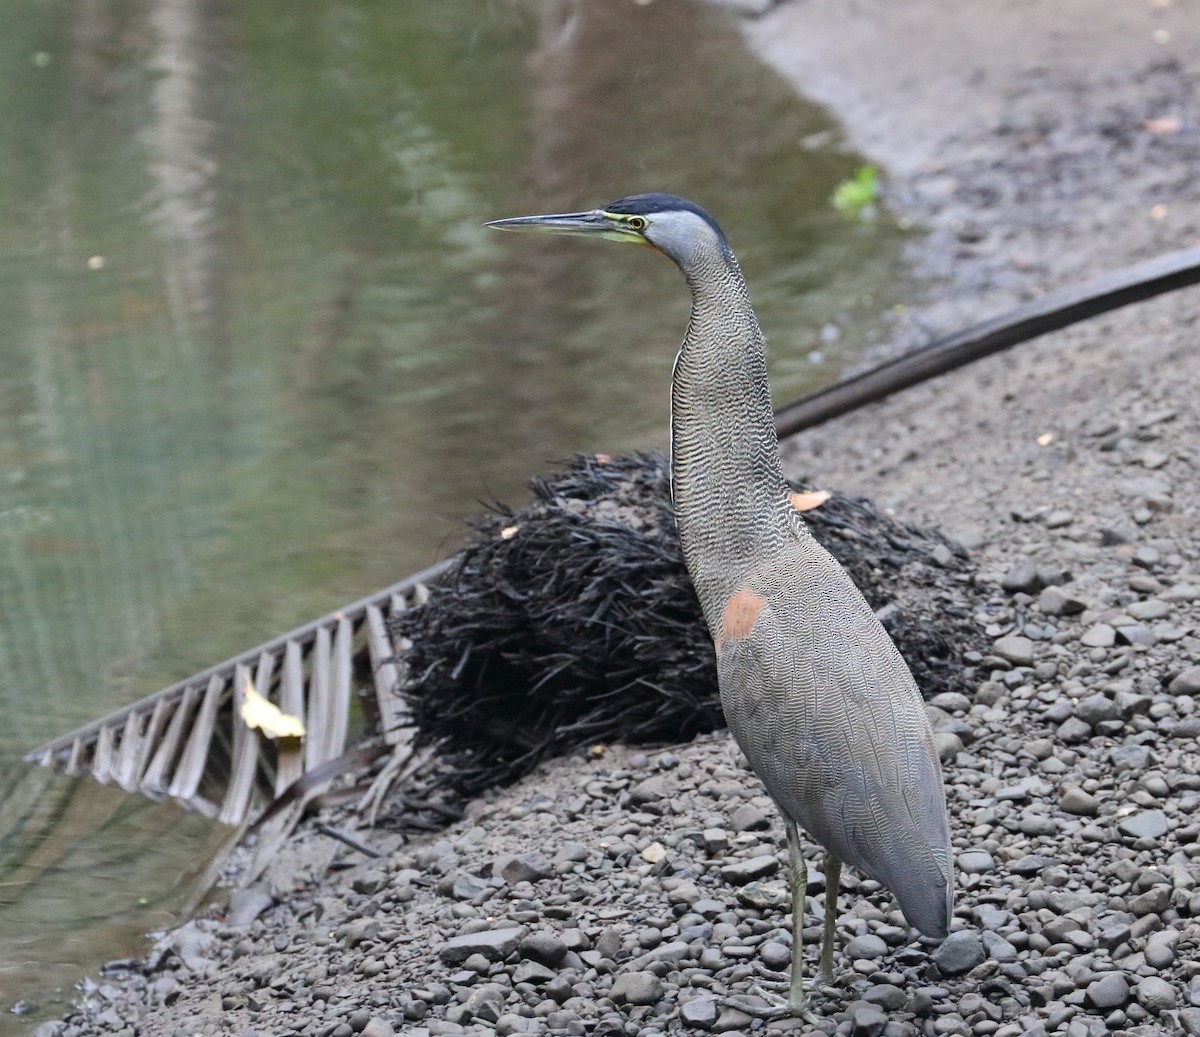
721;589;766;646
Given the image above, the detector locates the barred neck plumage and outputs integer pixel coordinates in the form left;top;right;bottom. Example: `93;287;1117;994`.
669;236;790;611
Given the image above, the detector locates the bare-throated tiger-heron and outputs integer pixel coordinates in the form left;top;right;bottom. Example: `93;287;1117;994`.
487;194;953;1015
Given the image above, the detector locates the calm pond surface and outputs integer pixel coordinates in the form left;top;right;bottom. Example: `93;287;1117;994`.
0;0;911;1027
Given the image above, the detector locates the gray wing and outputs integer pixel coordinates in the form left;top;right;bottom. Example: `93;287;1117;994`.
716;547;953;938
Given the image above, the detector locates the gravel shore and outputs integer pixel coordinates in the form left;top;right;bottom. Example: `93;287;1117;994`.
48;4;1200;1037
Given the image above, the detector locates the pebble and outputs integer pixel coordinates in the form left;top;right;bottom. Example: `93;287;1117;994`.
1117;810;1169;841
1135;976;1177;1013
1086;973;1130;1010
845;933;888;960
993;635;1035;667
438;927;526;965
679;994;719;1029
1058;787;1099;816
1079;624;1115;648
719;854;779;884
931;931;985;975
1037;585;1086;615
1169;666;1200;695
956;850;995;874
498;852;553;884
610;971;664;1006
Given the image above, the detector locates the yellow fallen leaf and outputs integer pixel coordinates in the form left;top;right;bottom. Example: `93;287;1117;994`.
789;489;831;512
240;678;305;739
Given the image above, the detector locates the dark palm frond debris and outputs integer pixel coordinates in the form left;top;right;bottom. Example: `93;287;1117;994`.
383;451;987;829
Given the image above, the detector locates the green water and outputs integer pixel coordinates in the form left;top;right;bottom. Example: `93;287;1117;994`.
0;0;909;1027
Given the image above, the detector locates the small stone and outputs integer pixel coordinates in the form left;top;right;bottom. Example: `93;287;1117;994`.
679;994;719;1029
993;635;1035;667
1117;810;1169;841
1059;787;1099;816
610;970;664;1006
863;983;907;1011
760;940;791;971
512;960;555;984
1129;884;1171;916
981;931;1018;963
720;855;779;885
1135;976;1177;1013
1074;693;1119;727
1169;667;1200;695
1057;717;1093;744
934;731;964;762
850;1004;888;1036
956;851;995;874
1080;624;1116;648
931;931;986;975
702;829;730;854
1128;599;1170;620
1037;585;1086;616
439;927;526;965
226;887;275;927
520;932;568;966
361;1019;394;1037
1144;931;1178;969
499;853;553;884
1086;973;1130;1010
729;803;771;832
1001;563;1042;593
629;775;669;805
845;933;888;960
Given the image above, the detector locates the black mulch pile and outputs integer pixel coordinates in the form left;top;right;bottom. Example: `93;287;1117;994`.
382;451;989;829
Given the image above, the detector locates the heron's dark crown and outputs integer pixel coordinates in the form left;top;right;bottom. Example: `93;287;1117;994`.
605;193;728;243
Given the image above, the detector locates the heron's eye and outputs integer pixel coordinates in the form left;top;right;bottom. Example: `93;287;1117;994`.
626;216;648;232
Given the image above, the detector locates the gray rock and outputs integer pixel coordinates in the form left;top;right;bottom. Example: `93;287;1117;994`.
729;803;771;831
1182;1008;1200;1036
1037;585;1087;615
863;983;907;1011
226;887;275;927
932;930;986;975
1001;563;1042;593
1128;599;1170;620
1128;884;1171;916
1136;976;1177;1013
1117;810;1169;841
981;931;1018;963
1074;693;1118;726
759;940;791;971
610;970;664;1006
438;927;526;965
512;960;555;984
361;1019;394;1037
520;932;568;966
1169;666;1200;695
993;635;1035;667
499;852;553;884
1057;717;1093;743
845;933;888;960
956;851;995;874
1085;972;1130;1009
850;1004;888;1036
1144;931;1178;969
1059;786;1100;816
679;994;719;1029
720;854;779;885
628;774;669;805
1080;624;1116;648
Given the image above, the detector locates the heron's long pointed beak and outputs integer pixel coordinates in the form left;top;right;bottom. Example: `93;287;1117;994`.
485;209;647;245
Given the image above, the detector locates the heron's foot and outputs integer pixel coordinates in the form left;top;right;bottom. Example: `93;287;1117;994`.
718;986;817;1024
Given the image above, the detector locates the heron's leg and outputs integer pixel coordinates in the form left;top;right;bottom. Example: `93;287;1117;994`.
785;820;809;1011
816;852;841;985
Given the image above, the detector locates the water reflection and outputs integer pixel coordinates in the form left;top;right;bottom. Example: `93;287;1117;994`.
0;0;909;1027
